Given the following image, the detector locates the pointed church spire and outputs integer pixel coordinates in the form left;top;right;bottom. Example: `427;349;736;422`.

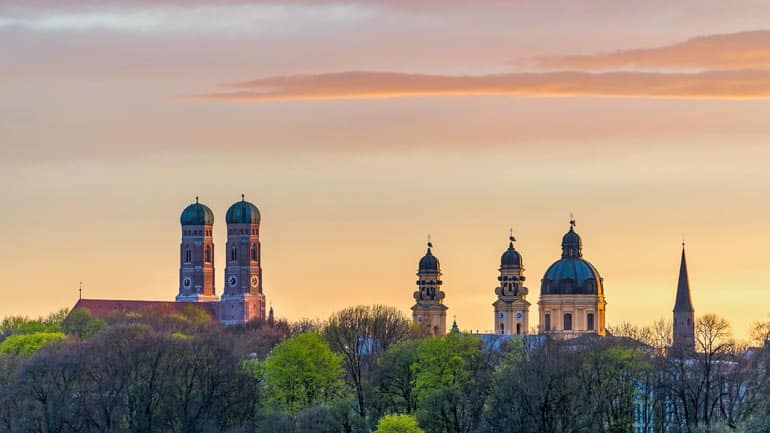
674;244;694;313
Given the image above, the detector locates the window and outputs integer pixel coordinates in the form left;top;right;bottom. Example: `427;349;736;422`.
184;248;191;263
251;245;257;261
563;313;573;331
499;323;504;335
516;323;521;335
587;313;595;331
205;246;211;263
544;314;551;331
230;246;237;261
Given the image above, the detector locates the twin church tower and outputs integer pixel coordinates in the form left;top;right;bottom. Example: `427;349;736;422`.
412;219;696;350
177;196;266;325
412;219;606;338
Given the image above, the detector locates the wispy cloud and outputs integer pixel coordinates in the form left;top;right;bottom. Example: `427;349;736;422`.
527;30;770;71
193;69;770;101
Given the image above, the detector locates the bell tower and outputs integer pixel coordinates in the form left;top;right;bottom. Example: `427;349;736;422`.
411;239;448;336
672;243;695;352
493;232;530;335
177;197;218;302
219;195;266;325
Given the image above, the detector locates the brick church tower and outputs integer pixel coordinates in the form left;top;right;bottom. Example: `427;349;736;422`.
218;195;266;325
177;198;218;302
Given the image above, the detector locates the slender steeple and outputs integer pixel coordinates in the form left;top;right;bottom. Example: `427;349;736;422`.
674;244;694;313
672;242;695;351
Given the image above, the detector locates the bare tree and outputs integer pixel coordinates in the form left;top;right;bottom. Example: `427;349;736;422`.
323;305;411;418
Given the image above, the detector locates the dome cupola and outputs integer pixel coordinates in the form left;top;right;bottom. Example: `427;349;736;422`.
561;217;582;258
180;197;214;226
226;194;261;224
419;241;440;273
541;218;603;296
500;234;523;269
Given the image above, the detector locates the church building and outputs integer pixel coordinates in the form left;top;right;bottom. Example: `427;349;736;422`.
72;196;268;326
538;219;606;338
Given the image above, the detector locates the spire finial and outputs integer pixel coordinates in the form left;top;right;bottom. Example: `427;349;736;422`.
509;228;516;244
241;194;245;202
195;196;199;204
427;234;432;250
569;212;576;228
78;282;83;300
682;233;685;249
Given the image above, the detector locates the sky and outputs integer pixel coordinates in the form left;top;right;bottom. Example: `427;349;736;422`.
2;0;770;339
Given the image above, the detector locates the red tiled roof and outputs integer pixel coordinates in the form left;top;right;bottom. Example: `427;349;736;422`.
71;299;218;321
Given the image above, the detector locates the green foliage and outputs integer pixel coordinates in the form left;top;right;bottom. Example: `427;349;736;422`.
374;414;425;433
178;304;213;326
372;338;422;416
62;308;106;339
263;332;345;414
0;332;66;356
413;332;481;400
0;309;68;340
413;333;494;433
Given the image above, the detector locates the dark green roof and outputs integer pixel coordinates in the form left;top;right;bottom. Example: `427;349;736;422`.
226;197;261;224
180;200;214;226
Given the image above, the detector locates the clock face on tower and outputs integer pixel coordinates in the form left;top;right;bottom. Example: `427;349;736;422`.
183;277;192;288
250;275;259;288
228;275;238;288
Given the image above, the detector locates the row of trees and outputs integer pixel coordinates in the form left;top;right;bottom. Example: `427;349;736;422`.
1;305;770;433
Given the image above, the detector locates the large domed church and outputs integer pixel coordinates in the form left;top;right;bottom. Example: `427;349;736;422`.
411;217;694;347
538;218;606;337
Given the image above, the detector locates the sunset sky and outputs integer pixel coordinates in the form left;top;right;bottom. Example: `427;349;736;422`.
2;0;770;339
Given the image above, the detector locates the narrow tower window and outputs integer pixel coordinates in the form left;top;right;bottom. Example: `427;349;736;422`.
544;314;551;331
205;246;211;263
516;323;521;335
251;245;257;262
563;313;573;331
185;248;191;263
230;246;237;261
499;323;504;335
587;313;595;331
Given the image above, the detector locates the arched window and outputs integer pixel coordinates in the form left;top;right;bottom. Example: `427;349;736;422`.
230;246;237;261
516;323;521;335
433;326;439;336
563;313;573;331
184;248;191;263
251;245;257;262
544;314;551;332
499;323;505;335
587;313;595;331
204;246;211;263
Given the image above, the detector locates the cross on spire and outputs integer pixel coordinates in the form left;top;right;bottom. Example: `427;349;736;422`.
78;282;83;300
427;234;432;249
570;213;576;228
509;228;516;243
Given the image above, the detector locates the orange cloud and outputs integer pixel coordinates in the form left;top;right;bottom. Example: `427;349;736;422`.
528;30;770;71
193;70;770;101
